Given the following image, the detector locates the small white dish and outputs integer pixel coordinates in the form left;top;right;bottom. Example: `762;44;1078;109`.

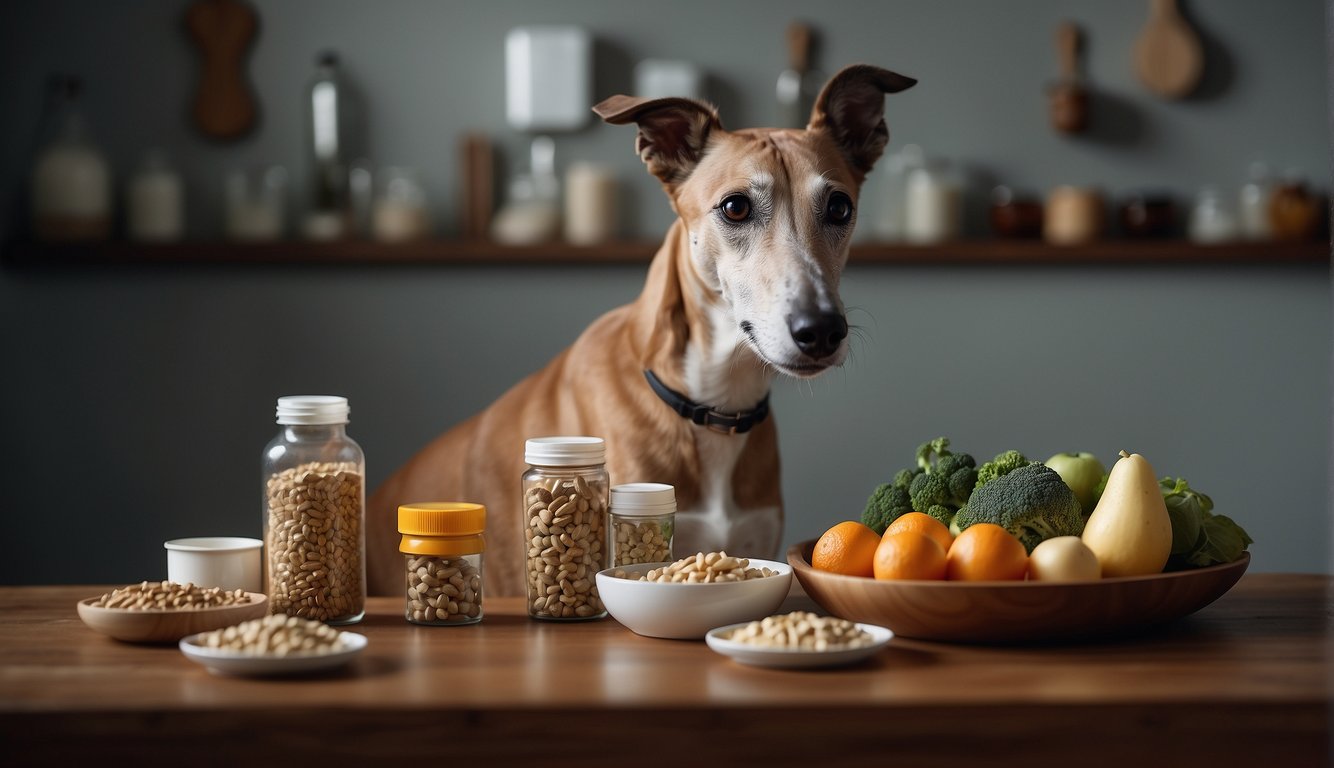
165;536;263;593
178;631;367;677
705;621;893;669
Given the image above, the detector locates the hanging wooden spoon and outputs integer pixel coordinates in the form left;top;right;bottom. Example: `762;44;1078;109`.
186;0;259;140
1049;21;1088;134
1134;0;1204;99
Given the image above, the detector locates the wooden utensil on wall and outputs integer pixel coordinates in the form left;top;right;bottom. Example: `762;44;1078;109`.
1049;21;1088;134
1134;0;1204;99
186;0;258;140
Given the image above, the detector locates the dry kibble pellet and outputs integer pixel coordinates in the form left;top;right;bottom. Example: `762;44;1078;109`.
722;612;873;651
612;519;670;566
265;461;365;622
92;581;251;610
195;614;345;656
524;475;606;618
406;555;482;624
614;551;777;583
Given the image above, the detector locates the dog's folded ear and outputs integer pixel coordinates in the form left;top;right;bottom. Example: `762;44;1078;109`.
808;64;917;183
593;95;721;189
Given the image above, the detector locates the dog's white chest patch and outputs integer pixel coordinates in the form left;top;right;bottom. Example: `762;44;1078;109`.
672;434;781;560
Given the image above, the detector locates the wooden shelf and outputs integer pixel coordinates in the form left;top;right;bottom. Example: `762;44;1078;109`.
3;238;1327;268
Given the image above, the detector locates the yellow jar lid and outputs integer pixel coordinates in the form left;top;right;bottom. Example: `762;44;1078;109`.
398;502;486;536
398;502;486;556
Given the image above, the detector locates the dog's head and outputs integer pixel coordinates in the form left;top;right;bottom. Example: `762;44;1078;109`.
595;65;915;378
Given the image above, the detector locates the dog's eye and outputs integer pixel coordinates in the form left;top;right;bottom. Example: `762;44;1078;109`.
826;192;853;225
720;195;752;223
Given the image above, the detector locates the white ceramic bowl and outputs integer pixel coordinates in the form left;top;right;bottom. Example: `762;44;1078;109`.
595;559;793;639
165;537;263;593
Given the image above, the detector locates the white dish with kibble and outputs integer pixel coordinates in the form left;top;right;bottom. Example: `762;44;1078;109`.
705;612;892;669
179;613;366;676
596;552;792;639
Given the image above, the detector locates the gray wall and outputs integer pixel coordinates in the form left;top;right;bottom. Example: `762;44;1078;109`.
1;0;1329;584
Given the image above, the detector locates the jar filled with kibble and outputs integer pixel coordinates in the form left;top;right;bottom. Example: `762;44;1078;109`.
261;395;366;625
609;482;675;567
398;502;485;625
522;436;608;621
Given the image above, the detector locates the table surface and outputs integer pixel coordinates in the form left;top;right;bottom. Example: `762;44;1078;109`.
3;576;1331;766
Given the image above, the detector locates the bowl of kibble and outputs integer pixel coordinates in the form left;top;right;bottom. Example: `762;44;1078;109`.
595;551;792;639
77;580;268;643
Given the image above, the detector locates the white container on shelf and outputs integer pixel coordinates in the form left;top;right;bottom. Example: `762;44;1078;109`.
127;150;184;242
903;158;961;244
1238;162;1272;240
563;163;617;245
1188;186;1239;244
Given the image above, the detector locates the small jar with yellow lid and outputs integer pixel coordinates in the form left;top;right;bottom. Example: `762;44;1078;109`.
398;502;485;625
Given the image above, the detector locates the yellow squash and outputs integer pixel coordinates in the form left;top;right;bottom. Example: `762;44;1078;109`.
1081;450;1173;577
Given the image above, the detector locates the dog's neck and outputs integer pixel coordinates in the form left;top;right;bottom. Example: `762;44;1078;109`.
634;220;773;414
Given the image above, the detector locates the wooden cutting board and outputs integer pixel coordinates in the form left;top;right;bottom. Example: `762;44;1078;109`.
1134;0;1204;99
186;0;259;140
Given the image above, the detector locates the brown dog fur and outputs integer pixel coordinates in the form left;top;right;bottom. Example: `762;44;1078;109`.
367;65;915;598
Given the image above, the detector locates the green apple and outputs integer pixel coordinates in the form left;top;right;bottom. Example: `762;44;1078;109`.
1044;452;1106;515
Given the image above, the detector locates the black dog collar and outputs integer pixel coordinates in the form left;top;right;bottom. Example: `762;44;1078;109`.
643;369;770;435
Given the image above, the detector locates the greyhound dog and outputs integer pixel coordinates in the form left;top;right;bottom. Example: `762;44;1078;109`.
368;64;916;597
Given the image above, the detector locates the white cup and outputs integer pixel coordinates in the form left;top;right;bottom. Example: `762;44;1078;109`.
164;537;263;593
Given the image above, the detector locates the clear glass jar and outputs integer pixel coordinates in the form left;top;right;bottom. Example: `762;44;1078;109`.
261;395;366;625
399;502;485;626
372;167;431;242
522;436;608;621
609;483;675;567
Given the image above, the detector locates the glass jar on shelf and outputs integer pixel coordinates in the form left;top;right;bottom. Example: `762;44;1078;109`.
1188;186;1239;244
31;75;110;242
372;167;431;242
261;395;366;625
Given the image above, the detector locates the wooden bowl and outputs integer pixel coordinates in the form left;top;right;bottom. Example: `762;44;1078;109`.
77;592;269;644
788;540;1249;644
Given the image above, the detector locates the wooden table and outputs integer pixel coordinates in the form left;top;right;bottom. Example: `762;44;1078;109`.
2;577;1330;767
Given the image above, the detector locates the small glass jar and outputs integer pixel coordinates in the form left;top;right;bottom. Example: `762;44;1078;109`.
522;436;608;621
372;167;431;242
261;395;366;625
609;483;676;566
398;502;485;626
1188;186;1239;244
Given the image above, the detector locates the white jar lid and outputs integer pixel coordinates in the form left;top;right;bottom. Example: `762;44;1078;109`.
524;436;606;466
276;395;350;425
610;482;676;516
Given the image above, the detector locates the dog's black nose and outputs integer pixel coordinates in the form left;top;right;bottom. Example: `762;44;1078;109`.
789;311;848;360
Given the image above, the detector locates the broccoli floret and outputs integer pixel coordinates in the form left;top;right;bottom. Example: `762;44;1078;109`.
861;482;914;535
892;467;922;490
975;449;1030;491
908;438;977;526
954;462;1083;553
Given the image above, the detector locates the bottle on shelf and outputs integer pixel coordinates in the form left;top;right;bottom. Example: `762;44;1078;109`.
30;75;111;242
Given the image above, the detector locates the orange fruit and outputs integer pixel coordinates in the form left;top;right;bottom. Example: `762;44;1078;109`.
946;523;1029;581
873;531;948;580
812;521;881;577
884;512;954;555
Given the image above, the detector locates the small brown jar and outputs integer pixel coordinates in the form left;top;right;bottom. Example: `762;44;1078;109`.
989;187;1044;239
1119;194;1178;239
